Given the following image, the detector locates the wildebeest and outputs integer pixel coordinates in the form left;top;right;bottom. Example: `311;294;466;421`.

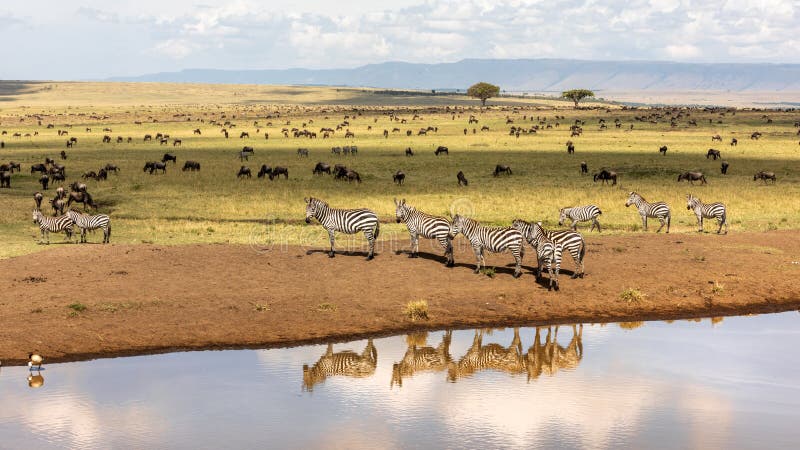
659;145;667;155
65;140;73;148
730;138;738;146
257;165;272;178
313;162;331;175
721;161;729;175
193;128;202;135
393;170;405;185
405;147;414;156
39;174;49;190
96;168;108;181
435;146;449;156
753;171;776;184
566;141;575;154
269;166;289;180
751;131;762;140
297;148;309;157
56;187;65;200
173;139;182;146
331;146;341;155
457;171;468;186
182;161;201;171
237;166;252;178
706;149;721;160
162;153;177;164
678;171;707;185
240;132;249;138
31;163;47;174
345;131;355;138
144;134;152;141
333;164;348;179
593;169;617;186
143;161;166;174
344;169;361;183
102;135;111;143
60;150;67;160
34;192;43;208
104;163;120;173
70;181;86;193
82;170;97;180
493;165;512;176
67;191;97;210
580;162;588;175
0;171;10;188
51;197;66;215
711;134;722;142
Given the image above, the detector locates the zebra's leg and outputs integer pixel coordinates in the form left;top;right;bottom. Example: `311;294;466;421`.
656;217;665;233
641;215;648;231
327;229;336;257
595;218;601;233
571;219;578;231
438;236;454;267
410;233;419;258
553;247;561;291
697;214;704;232
547;258;555;291
366;230;375;260
472;245;483;274
666;214;671;233
512;245;522;278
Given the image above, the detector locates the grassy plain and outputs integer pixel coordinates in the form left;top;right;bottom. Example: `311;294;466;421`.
1;82;798;259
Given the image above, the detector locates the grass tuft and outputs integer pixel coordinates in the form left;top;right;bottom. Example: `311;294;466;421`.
405;300;429;321
620;288;645;304
68;302;87;312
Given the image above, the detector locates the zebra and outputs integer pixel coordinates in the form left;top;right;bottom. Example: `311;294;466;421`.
687;194;728;234
302;339;377;392
625;191;671;233
66;210;111;243
447;329;525;382
391;331;452;388
558;205;602;232
450;215;524;278
532;236;563;291
304;197;380;260
32;209;73;244
512;219;585;279
394;198;454;266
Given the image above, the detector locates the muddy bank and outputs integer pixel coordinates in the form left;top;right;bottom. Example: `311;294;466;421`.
1;231;799;365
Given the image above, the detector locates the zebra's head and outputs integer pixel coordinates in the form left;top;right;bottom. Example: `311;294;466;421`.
687;194;699;210
32;209;41;223
304;197;323;223
558;208;569;226
625;192;638;208
449;214;465;237
394;198;409;223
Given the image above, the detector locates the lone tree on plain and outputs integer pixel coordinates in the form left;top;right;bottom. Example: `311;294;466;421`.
468;82;500;106
562;89;595;108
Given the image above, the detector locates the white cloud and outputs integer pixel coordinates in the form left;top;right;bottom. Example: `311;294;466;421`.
665;44;702;59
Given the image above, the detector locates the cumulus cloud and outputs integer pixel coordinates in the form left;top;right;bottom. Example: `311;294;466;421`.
0;0;798;78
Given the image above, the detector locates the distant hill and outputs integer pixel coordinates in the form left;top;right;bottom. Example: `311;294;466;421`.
108;59;800;92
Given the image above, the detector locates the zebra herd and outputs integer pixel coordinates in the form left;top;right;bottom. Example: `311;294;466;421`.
32;208;110;244
304;192;729;290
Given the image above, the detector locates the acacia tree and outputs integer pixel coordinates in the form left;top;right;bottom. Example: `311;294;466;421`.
467;82;500;106
562;89;595;108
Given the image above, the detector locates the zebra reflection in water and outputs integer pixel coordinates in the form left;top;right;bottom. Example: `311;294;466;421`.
391;331;453;388
302;339;377;392
526;325;583;381
447;328;526;382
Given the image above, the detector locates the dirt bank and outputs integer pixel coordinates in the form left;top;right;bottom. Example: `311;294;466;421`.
1;231;799;365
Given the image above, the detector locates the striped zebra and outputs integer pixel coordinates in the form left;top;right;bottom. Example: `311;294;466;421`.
559;205;602;232
450;215;524;277
304;197;380;260
447;329;525;382
532;236;563;291
512;219;585;279
66;209;111;243
687;194;728;234
32;209;73;244
394;198;454;266
625;191;671;233
302;339;377;392
391;331;452;388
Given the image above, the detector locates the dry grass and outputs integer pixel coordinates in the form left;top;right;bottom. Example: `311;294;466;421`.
404;300;429;321
620;288;646;304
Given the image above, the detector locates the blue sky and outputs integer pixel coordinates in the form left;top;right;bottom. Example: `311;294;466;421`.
1;0;798;80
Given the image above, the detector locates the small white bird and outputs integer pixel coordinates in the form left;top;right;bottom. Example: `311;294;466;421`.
28;353;43;370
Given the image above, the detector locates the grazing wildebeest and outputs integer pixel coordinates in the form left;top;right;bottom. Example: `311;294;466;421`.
706;149;721;160
39;174;49;190
193;128;202;135
393;170;405;185
82;171;97;180
144;162;166;174
159;138;169;145
237;166;252;178
751;131;762;140
493;165;512;176
60;150;67;160
730;138;738;146
721;161;729;175
182;161;200;171
405;147;414;156
313;162;331;175
56;187;65;199
96;169;108;181
350;145;358;155
593;169;617;186
383;129;389;138
678;171;707;185
67;191;97;210
0;171;10;188
457;171;468;186
297;148;309;157
51;197;66;216
162;153;177;164
659;145;668;155
70;181;86;193
344;170;361;183
257;165;272;178
31;163;47;174
566;141;575;154
345;131;355;138
333;164;348;179
269;166;289;180
104;163;119;173
65;140;73;148
580;162;588;175
434;146;448;156
240;132;249;138
51;171;65;182
102;135;111;143
711;134;722;142
753;171;776;184
331;146;341;155
144;134;152;141
34;192;43;208
173;139;182;146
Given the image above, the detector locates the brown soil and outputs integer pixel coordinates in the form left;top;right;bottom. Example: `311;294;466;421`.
2;231;799;365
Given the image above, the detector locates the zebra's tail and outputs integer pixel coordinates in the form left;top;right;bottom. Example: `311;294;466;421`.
579;237;586;263
373;220;380;240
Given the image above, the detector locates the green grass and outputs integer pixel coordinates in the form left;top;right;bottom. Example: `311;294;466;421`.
620;288;646;304
67;302;87;312
1;83;799;258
